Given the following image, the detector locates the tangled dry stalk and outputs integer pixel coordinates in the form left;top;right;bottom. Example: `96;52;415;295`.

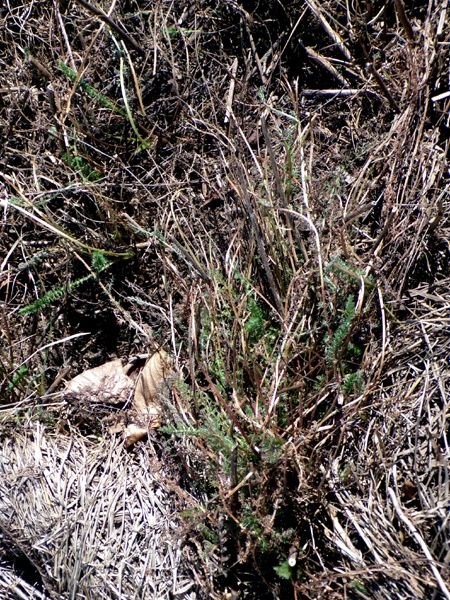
0;0;449;598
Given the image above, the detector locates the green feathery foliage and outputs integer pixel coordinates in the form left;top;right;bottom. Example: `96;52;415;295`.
19;274;93;316
62;150;101;181
20;251;112;316
274;560;293;581
325;295;356;367
59;61;125;115
6;366;29;393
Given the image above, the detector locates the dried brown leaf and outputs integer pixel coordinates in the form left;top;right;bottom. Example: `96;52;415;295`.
124;423;148;448
65;351;173;447
123;351;172;446
133;350;172;415
65;359;134;404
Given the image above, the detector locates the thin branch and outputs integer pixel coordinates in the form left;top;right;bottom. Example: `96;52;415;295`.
74;0;145;56
394;0;415;42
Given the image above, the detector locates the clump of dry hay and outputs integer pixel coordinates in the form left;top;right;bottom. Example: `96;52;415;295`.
311;15;450;596
0;424;211;599
319;277;450;599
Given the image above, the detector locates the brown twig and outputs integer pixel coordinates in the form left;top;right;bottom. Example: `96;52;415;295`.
394;0;415;42
306;0;353;62
234;166;284;318
74;0;145;56
369;62;400;112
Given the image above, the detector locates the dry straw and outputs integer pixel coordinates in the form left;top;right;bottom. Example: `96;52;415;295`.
0;425;210;599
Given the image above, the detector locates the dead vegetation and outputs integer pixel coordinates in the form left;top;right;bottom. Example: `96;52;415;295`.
0;425;208;599
0;0;449;598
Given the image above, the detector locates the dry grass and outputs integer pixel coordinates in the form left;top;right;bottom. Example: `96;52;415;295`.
0;424;213;599
0;0;449;598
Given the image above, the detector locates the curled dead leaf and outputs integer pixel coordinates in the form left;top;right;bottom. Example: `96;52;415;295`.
65;350;173;448
65;359;134;405
122;351;172;447
123;423;148;448
133;350;172;414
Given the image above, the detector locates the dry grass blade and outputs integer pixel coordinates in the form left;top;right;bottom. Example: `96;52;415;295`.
306;0;352;61
388;487;450;600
